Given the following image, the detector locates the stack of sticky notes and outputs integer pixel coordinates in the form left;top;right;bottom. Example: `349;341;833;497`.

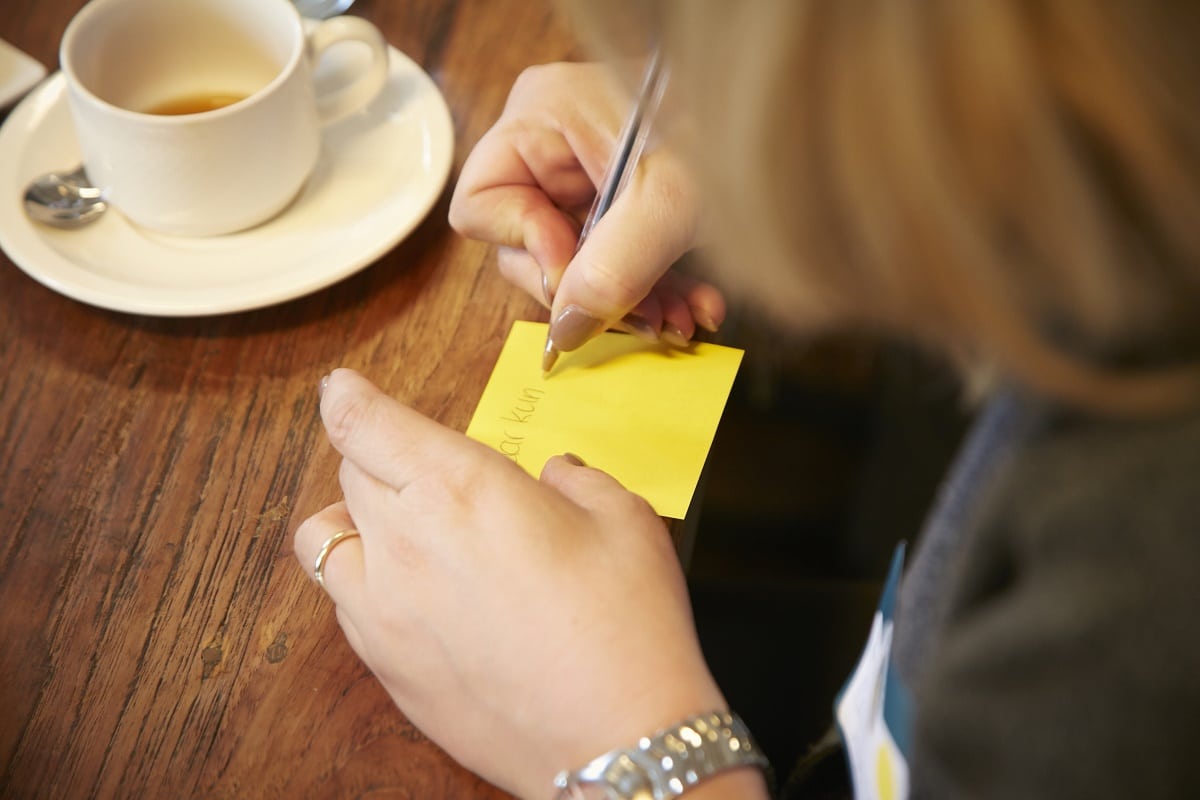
466;320;744;519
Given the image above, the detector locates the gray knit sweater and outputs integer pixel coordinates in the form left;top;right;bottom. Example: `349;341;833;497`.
894;388;1200;798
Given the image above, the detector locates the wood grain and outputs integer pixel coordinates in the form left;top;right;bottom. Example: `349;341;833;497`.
0;1;584;796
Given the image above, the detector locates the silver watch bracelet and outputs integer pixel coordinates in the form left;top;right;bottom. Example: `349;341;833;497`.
553;710;772;800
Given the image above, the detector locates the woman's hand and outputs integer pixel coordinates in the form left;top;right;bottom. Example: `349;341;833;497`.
293;369;726;799
449;62;726;356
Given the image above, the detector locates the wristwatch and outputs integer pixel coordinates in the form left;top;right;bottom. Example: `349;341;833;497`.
553;711;771;800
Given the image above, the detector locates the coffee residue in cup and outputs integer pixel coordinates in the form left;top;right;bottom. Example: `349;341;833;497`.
144;92;248;116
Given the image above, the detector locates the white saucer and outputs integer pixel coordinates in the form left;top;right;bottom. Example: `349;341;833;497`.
0;45;454;316
0;39;46;109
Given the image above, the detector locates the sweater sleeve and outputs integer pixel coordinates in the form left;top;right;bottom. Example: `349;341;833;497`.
909;414;1200;800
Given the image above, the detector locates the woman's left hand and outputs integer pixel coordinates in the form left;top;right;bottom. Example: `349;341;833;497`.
293;369;726;799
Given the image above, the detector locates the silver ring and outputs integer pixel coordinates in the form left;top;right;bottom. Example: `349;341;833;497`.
314;529;361;589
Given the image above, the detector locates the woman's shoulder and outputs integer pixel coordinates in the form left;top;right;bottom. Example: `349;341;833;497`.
997;401;1200;561
962;397;1200;645
910;400;1200;799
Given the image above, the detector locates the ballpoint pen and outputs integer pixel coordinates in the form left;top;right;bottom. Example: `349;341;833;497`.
542;51;669;375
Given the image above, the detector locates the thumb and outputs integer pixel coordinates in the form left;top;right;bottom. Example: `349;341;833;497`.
539;453;655;518
546;151;699;353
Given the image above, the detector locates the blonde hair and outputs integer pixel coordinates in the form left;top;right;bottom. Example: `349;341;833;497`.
562;1;1200;414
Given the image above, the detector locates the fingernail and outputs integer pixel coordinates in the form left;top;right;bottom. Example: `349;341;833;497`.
660;323;690;349
563;452;586;467
542;338;560;374
620;313;660;343
318;373;331;399
547;305;607;353
541;270;554;306
692;307;719;333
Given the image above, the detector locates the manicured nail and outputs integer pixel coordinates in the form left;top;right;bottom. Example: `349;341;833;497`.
692;307;719;333
318;374;330;399
541;270;554;306
542;338;560;374
660;323;690;349
563;452;586;467
547;305;607;353
619;313;660;343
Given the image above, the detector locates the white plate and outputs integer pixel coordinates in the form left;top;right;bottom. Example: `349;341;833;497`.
0;38;46;109
0;45;454;316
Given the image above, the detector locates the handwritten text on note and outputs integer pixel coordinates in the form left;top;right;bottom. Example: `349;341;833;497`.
465;320;743;519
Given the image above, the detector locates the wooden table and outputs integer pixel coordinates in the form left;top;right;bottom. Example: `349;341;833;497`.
0;1;582;796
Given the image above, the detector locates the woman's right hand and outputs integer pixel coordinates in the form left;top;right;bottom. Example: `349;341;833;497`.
449;62;726;356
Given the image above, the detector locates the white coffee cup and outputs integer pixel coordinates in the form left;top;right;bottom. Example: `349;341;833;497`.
60;0;389;236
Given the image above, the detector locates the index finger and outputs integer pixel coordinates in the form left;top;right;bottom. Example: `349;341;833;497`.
319;368;485;491
449;123;593;250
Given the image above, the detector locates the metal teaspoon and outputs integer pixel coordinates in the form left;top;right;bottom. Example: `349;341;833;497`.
22;165;107;228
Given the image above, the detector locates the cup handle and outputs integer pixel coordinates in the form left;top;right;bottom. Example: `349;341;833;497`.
306;16;389;125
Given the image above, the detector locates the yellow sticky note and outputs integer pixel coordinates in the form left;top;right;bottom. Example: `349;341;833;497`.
465;320;743;519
